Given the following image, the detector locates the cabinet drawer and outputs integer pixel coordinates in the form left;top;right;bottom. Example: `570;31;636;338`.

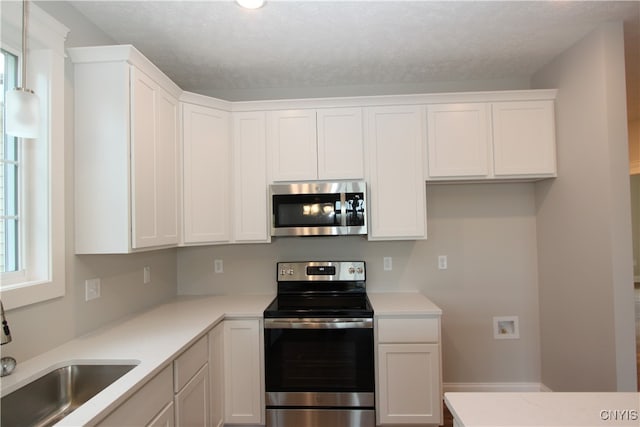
98;365;173;426
377;317;439;343
174;335;208;392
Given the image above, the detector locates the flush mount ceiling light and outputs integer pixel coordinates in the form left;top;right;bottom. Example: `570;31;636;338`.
236;0;266;10
5;0;39;139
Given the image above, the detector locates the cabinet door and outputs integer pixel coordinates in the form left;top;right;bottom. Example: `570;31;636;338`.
175;364;210;427
131;67;179;249
426;103;491;178
224;319;263;424
366;106;426;240
209;323;224;427
269;110;318;181
155;88;179;246
97;365;173;427
147;402;174;427
182;103;231;244
233;112;270;242
317;107;364;179
377;343;441;425
131;67;160;249
492;100;556;176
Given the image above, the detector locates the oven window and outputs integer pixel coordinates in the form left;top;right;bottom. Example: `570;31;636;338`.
265;328;374;392
273;194;341;227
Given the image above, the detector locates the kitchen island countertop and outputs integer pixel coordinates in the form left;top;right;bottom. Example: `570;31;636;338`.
445;391;640;427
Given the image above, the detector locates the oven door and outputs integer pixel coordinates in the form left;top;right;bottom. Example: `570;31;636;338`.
264;317;374;405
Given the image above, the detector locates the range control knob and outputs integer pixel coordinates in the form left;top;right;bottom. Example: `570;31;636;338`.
356;266;364;274
348;266;356;274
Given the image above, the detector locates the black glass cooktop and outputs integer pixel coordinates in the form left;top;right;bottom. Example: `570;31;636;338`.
264;294;373;318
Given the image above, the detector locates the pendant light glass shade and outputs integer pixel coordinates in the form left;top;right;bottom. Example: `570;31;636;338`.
236;0;265;9
5;0;39;139
5;88;39;138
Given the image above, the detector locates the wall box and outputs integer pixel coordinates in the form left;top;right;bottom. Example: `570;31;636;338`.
493;316;520;339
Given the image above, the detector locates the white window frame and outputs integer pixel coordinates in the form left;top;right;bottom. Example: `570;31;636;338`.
0;3;68;310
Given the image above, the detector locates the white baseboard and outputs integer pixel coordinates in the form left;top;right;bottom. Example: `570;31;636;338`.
443;382;552;393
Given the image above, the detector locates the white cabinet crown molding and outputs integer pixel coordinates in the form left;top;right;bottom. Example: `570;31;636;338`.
68;45;182;99
230;89;558;112
180;91;233;111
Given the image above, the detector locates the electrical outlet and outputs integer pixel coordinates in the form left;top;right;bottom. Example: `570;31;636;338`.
214;259;224;274
438;255;448;270
383;257;392;271
143;266;151;284
85;278;101;301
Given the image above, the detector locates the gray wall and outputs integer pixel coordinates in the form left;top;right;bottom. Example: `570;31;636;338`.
178;183;542;385
2;2;178;363
532;23;637;391
632;176;640;279
8;3;636;392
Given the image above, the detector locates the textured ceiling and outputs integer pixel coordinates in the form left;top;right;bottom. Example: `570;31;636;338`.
67;0;639;102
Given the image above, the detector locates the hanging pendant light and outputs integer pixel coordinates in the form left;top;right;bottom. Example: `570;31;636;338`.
5;0;39;139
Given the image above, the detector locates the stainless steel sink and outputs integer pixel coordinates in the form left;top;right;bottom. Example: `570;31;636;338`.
1;363;137;427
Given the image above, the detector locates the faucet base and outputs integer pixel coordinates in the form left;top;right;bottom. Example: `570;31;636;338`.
1;356;16;376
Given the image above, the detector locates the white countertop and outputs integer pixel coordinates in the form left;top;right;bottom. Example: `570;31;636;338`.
368;291;442;316
0;291;440;426
445;392;640;427
0;295;275;427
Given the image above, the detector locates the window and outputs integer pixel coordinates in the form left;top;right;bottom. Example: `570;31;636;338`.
0;2;68;309
1;50;21;277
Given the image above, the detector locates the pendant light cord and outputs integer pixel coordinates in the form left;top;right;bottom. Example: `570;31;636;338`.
20;0;28;89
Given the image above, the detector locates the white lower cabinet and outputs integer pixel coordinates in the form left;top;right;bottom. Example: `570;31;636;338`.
97;365;174;426
376;317;442;425
209;323;225;427
173;335;210;427
147;402;175;427
223;319;264;425
175;365;209;427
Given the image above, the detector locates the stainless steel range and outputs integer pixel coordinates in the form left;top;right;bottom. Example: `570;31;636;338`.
263;261;375;427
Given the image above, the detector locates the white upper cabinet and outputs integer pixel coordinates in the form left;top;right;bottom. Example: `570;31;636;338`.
269;109;318;181
426;103;491;178
131;69;180;249
366;106;427;240
70;46;181;254
492;100;556;177
317;107;364;179
182;102;231;244
426;98;556;181
268;107;364;181
233;112;270;243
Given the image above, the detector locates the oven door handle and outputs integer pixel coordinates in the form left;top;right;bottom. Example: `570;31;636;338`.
264;318;373;329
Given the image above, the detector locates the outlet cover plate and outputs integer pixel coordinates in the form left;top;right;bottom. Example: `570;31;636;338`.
85;278;101;301
493;316;520;339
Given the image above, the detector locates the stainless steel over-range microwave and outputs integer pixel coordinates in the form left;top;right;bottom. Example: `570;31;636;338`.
269;181;367;237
